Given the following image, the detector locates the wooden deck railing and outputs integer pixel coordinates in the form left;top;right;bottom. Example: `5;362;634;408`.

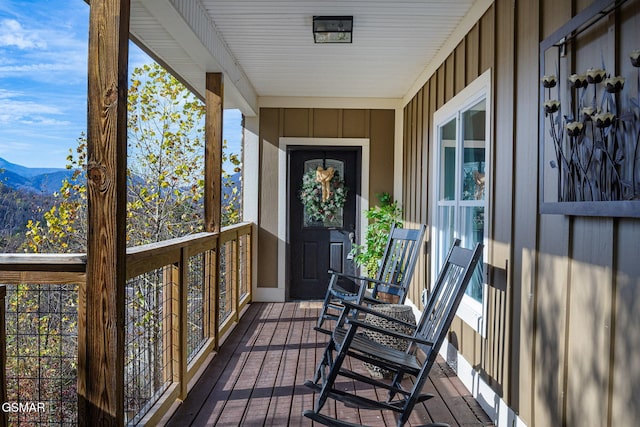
0;222;253;426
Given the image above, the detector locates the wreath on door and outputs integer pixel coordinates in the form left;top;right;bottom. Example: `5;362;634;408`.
299;167;348;221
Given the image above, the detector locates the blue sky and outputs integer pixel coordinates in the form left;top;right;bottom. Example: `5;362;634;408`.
0;0;242;169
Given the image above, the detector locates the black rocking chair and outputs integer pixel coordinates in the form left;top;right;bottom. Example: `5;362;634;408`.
304;238;483;427
316;224;426;332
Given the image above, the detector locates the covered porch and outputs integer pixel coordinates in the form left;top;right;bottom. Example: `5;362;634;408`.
1;0;640;426
0;245;494;426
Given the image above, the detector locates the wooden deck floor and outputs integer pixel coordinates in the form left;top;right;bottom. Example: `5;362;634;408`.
165;302;494;427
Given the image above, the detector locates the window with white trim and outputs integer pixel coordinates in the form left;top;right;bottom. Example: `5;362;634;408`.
432;70;490;335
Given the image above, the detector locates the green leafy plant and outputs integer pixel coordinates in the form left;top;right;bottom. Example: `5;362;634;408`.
350;193;402;276
24;62;243;252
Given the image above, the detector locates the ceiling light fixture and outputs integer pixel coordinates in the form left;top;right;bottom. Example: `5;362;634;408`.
312;16;353;44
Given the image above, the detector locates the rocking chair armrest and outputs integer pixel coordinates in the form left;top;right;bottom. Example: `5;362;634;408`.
361;295;380;305
346;318;434;347
328;271;366;290
340;300;417;330
361;295;402;305
328;270;400;288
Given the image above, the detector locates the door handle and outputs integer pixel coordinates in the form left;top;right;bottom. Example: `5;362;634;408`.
346;232;356;260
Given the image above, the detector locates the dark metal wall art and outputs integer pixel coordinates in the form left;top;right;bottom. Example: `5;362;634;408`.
539;0;640;217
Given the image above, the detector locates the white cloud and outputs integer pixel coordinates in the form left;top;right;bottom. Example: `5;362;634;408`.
0;14;87;82
0;19;46;49
0;140;31;153
0;1;89;168
21;117;72;126
0;62;77;73
0;90;64;124
0;89;19;99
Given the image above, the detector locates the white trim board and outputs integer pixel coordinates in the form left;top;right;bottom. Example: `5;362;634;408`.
278;137;370;301
438;340;527;427
252;287;286;303
393;107;405;206
259;96;401;110
405;298;526;427
243;116;261;300
431;69;492;337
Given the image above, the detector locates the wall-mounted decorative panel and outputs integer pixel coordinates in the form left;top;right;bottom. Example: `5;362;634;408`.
539;0;640;217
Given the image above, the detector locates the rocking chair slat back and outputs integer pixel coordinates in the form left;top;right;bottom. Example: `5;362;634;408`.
371;224;425;299
317;224;426;330
416;241;474;346
409;240;483;400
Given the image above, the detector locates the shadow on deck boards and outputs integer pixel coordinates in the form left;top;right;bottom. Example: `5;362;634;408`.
165;302;493;427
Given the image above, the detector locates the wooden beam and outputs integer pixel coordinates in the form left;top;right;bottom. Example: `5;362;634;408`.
205;73;223;351
0;271;85;285
80;0;130;425
0;253;86;272
205;73;223;233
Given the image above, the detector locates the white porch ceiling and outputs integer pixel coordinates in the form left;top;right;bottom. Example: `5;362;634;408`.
130;0;486;115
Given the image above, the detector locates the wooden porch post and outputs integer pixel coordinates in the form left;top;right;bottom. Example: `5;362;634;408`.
79;0;129;425
205;73;224;233
205;73;223;348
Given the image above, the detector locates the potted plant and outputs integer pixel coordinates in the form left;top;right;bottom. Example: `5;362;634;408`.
350;192;403;278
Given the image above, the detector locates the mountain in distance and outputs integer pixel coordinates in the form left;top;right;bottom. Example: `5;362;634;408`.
0;157;75;194
222;172;241;195
0;157;63;178
0;157;242;197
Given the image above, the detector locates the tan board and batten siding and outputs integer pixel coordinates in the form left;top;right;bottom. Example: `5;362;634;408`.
402;1;640;427
258;108;395;288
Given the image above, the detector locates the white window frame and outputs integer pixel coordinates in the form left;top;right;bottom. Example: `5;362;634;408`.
431;69;491;336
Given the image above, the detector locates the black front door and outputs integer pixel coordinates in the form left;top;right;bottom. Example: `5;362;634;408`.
288;148;360;300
